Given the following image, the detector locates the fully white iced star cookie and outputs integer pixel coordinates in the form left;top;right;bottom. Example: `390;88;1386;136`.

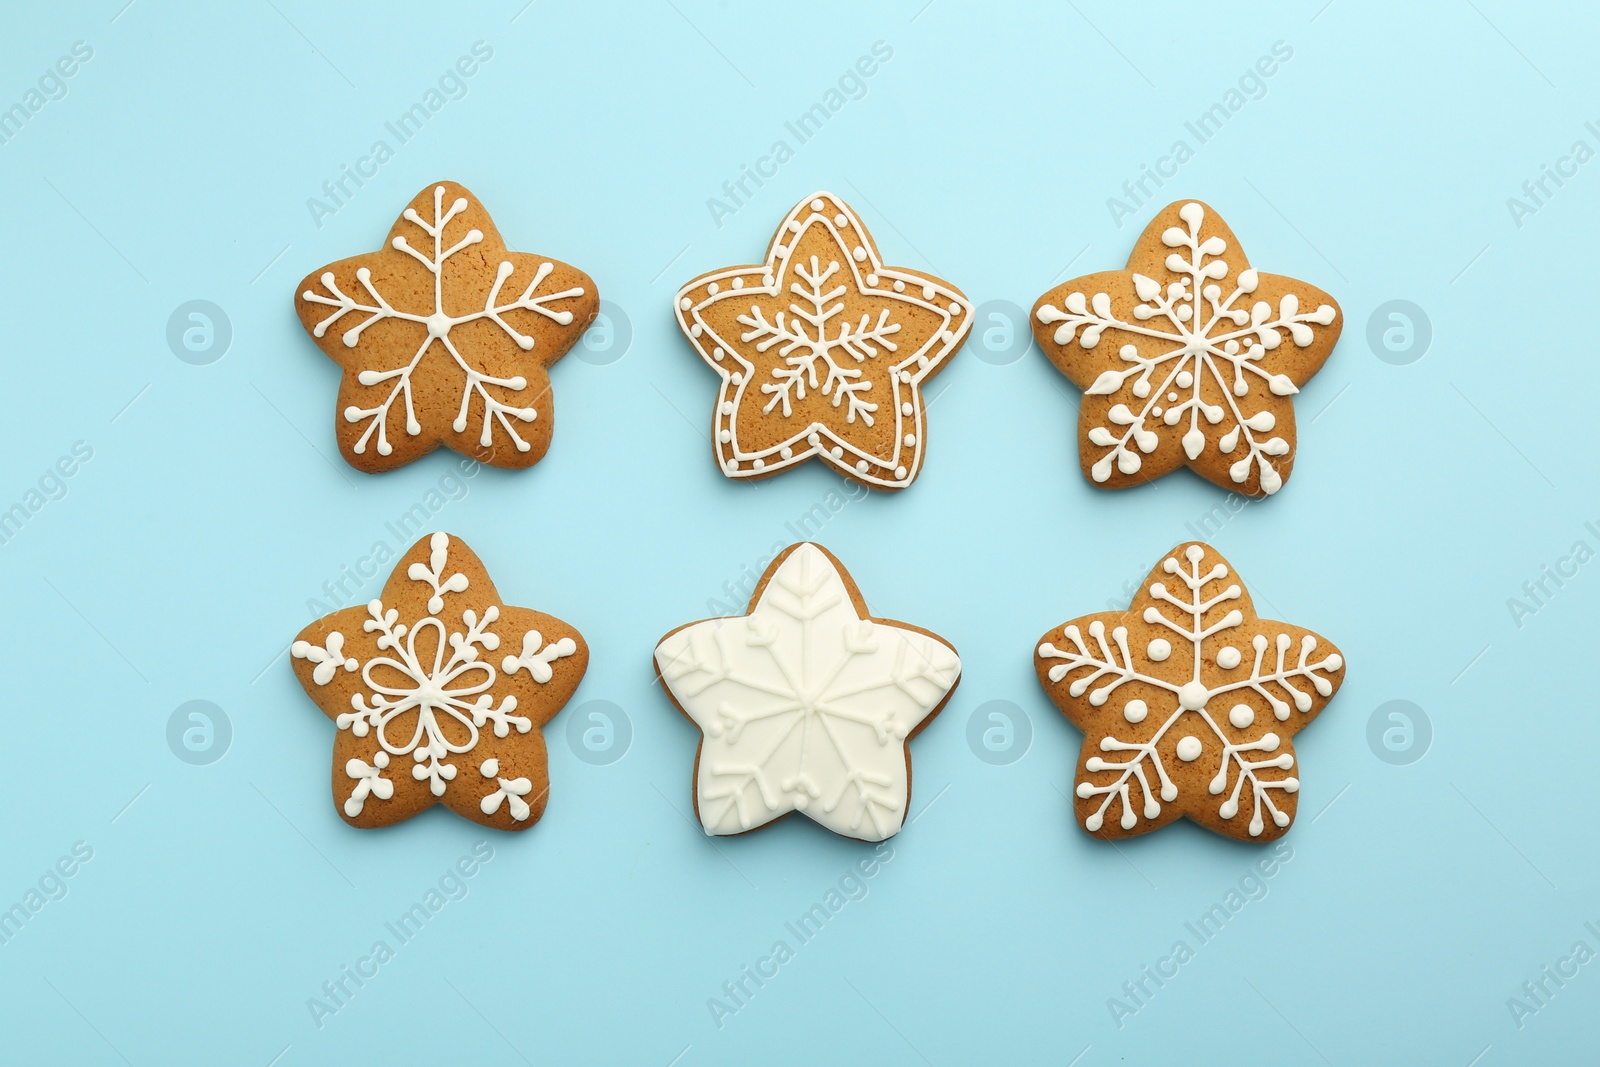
654;543;961;842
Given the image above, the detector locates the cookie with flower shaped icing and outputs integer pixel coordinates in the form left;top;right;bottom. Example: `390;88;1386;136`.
294;181;598;473
1031;200;1341;496
1034;542;1344;841
674;192;972;490
290;532;587;830
655;543;961;841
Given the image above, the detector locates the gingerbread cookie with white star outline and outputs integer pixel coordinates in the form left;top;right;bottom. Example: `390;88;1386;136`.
1031;200;1341;496
654;543;961;842
294;180;598;473
290;532;588;831
1034;542;1344;842
674;192;972;491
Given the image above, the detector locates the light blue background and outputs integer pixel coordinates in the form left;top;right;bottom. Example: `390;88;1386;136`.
1;1;1593;1063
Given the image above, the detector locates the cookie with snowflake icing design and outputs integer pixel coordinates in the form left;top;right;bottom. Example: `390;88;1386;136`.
1031;200;1341;496
655;543;961;841
674;192;972;491
290;532;588;830
294;181;598;473
1034;542;1344;841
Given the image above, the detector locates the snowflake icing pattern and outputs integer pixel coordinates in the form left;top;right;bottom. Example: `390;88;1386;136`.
655;544;960;841
1035;543;1344;840
675;192;972;490
296;182;594;469
1033;201;1341;496
291;532;584;829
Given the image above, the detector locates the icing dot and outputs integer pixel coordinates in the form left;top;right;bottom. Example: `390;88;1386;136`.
719;401;734;415
904;434;916;446
762;274;775;287
753;459;765;470
731;278;744;289
901;402;913;416
1152;406;1164;417
1176;736;1203;762
1176;370;1193;388
866;273;879;286
730;372;744;385
831;446;844;459
807;432;821;446
725;459;738;472
834;213;848;226
856;460;868;473
690;324;703;338
1147;639;1171;661
1217;646;1241;669
1178;681;1209;711
707;282;720;295
949;301;962;314
900;370;914;383
781;447;792;459
811;198;824;211
853;246;867;262
922;285;935;300
1229;704;1255;729
1123;699;1148;724
678;297;691;311
1166;391;1178;402
894;280;906;292
774;245;788;258
712;347;725;361
718;429;731;443
895;465;907;479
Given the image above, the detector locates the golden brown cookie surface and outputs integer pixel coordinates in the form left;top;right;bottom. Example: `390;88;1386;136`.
295;181;597;473
290;532;587;831
1032;200;1341;496
674;192;971;491
1034;542;1343;842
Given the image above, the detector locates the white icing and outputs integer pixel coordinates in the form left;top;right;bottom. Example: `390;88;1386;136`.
1039;544;1341;837
1036;202;1336;495
301;185;587;457
478;757;534;821
291;632;358;685
674;192;972;489
291;532;573;817
655;544;960;841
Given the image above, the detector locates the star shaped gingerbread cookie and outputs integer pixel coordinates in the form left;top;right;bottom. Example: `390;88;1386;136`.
674;192;972;490
290;532;587;830
1034;542;1344;842
655;543;961;841
295;181;598;472
1032;200;1341;496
